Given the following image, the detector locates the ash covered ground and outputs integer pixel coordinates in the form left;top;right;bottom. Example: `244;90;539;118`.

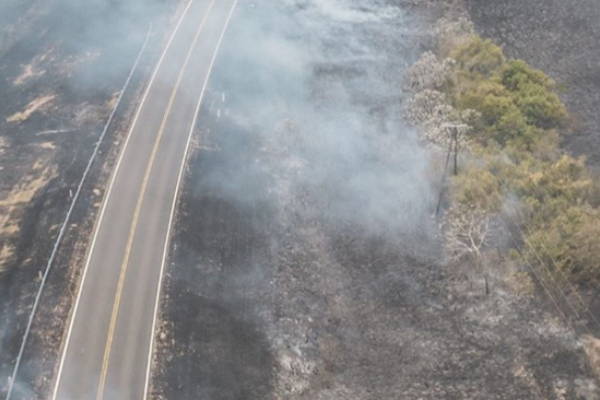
153;1;599;399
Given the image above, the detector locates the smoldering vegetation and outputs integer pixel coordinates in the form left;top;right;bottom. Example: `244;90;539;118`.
0;0;180;397
155;0;439;397
154;1;599;399
212;0;436;242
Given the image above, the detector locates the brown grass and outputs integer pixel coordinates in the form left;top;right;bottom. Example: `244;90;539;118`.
6;94;56;123
0;245;14;273
0;158;56;272
582;335;600;381
14;63;45;86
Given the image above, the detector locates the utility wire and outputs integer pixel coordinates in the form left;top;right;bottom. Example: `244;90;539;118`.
502;195;600;332
497;179;598;335
499;216;574;331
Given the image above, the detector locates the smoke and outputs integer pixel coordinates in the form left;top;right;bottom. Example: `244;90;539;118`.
203;0;435;242
0;0;177;100
169;2;441;396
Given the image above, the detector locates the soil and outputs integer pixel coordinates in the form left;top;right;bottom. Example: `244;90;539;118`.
0;0;183;397
151;1;600;399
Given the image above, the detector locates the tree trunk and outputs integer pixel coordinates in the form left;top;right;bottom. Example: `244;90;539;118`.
476;255;490;296
435;136;454;216
453;129;458;176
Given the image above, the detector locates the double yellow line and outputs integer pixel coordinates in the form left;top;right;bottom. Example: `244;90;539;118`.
95;1;217;399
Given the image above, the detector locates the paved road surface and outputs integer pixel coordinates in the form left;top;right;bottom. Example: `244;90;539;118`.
52;0;238;398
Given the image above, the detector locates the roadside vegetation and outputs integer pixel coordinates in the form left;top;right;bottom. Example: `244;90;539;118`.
405;18;600;308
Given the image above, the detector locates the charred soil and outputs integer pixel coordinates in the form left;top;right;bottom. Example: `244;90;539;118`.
152;1;599;399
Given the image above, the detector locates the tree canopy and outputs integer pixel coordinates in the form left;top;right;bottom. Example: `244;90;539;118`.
405;35;600;290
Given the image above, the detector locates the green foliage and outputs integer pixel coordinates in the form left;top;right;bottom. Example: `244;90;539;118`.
526;207;600;287
448;38;567;151
436;35;600;288
503;60;567;129
450;164;502;212
501;60;555;92
450;37;505;77
450;143;600;286
567;216;600;285
402;31;600;289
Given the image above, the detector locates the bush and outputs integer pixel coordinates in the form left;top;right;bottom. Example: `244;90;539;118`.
451;37;505;77
449;39;567;151
405;32;599;290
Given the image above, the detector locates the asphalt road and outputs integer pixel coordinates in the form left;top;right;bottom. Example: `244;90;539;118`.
51;0;238;399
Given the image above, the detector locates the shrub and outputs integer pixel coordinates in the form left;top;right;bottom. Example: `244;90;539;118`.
451;37;505;77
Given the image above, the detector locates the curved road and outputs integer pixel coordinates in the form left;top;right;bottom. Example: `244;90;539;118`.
51;0;238;398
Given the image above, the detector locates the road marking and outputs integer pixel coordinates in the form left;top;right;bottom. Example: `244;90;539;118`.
5;24;154;400
143;1;239;398
95;1;217;399
50;1;198;399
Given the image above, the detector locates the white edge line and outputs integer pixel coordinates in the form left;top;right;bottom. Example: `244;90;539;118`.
142;1;239;399
50;1;197;399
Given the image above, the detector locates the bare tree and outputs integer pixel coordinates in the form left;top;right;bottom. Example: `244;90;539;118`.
403;89;473;158
404;52;455;92
444;204;500;294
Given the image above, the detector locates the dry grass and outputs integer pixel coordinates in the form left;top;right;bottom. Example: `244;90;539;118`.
0;157;56;272
512;363;545;398
58;50;100;77
582;335;600;381
0;160;55;208
0;136;6;156
13;48;54;86
14;63;45;86
6;94;56;123
106;91;120;110
0;245;14;273
38;142;56;150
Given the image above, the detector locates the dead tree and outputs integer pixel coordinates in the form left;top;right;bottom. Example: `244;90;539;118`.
445;204;500;295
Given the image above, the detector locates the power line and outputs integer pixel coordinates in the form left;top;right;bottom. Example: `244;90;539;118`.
498;216;574;331
503;197;600;332
497;180;599;334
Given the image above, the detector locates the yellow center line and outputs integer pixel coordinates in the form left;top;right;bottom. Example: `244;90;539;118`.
95;1;216;399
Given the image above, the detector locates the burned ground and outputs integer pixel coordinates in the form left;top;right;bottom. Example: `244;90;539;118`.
0;0;599;398
151;114;276;400
152;1;599;399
